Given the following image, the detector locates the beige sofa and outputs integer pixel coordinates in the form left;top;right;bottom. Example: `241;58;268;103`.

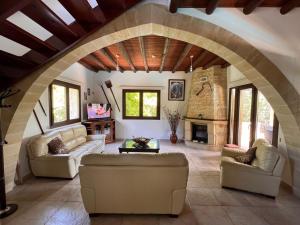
79;153;189;216
27;125;105;178
220;139;285;197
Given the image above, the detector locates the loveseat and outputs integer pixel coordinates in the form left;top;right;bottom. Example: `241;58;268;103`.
79;153;189;216
220;139;285;197
27;125;105;178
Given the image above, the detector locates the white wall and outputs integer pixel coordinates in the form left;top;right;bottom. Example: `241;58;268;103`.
19;63;95;180
178;8;300;95
93;71;192;140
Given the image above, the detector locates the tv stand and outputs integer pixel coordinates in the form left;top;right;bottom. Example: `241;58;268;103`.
82;119;115;144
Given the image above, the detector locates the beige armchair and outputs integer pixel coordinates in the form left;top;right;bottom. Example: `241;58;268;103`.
220;139;285;197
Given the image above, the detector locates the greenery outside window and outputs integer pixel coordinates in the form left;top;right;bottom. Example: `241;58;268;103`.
49;80;81;128
122;89;160;120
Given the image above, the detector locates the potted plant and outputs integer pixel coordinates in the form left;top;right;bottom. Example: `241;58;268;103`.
163;107;181;144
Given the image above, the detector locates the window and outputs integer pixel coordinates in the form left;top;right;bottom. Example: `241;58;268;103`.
49;80;81;127
122;89;160;120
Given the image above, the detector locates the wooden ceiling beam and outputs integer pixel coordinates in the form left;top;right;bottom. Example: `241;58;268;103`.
280;0;298;14
0;20;58;58
221;61;230;68
0;0;32;20
206;0;220;15
203;57;222;70
169;0;179;13
91;53;111;72
159;38;170;73
99;48;123;73
58;0;104;31
0;50;37;68
79;59;99;72
185;50;209;73
117;42;136;72
243;0;264;15
172;44;193;73
22;1;79;45
138;37;149;73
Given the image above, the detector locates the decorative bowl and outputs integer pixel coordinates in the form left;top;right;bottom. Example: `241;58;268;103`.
132;137;151;146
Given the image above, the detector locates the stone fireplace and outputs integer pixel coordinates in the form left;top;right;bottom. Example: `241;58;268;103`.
184;66;228;150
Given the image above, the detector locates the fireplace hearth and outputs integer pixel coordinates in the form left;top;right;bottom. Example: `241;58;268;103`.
192;124;208;144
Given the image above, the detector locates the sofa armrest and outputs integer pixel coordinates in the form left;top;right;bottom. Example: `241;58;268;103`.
221;147;245;157
87;134;106;141
221;156;272;175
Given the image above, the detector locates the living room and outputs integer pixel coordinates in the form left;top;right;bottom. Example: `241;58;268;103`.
1;1;300;224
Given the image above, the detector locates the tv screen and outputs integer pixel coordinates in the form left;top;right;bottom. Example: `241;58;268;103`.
87;103;111;120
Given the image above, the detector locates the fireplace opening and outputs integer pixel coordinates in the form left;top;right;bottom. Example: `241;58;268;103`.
192;124;208;144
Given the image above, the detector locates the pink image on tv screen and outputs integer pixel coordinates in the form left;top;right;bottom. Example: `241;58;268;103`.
87;103;111;119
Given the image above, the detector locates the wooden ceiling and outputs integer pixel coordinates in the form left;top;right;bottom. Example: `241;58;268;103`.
0;0;141;91
0;0;298;91
79;35;230;73
170;0;300;15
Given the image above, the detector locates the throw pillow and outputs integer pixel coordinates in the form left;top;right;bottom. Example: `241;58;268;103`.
48;137;67;154
234;147;257;164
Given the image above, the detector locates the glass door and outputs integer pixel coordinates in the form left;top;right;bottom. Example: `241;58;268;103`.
228;84;256;149
238;87;255;149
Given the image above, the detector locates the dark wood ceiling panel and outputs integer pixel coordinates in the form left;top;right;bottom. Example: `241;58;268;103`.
0;20;58;58
58;0;104;31
0;0;32;20
22;1;80;44
179;0;290;7
163;39;186;71
123;38;145;71
106;44;130;70
144;35;165;71
0;0;141;91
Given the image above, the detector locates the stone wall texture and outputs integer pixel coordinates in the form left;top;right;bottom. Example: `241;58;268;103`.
187;67;227;120
2;3;300;197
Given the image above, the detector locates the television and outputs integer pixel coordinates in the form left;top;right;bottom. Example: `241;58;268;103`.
87;103;111;120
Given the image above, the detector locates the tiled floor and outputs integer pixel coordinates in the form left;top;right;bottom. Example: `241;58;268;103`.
3;140;300;225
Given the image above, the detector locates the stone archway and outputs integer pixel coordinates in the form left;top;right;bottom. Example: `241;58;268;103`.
3;3;300;195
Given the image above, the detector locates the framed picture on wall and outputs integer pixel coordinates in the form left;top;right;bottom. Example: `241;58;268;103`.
168;79;185;101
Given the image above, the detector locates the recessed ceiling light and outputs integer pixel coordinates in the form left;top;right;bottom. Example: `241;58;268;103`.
0;35;30;56
87;0;99;9
151;54;156;58
41;0;75;25
7;11;53;41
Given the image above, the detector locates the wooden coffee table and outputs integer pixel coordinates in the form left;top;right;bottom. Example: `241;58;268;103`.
119;139;160;153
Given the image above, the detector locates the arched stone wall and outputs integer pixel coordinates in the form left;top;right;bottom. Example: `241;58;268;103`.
3;3;300;194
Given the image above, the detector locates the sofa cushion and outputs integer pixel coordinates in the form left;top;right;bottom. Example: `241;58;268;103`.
60;129;75;142
81;153;188;167
234;147;257;164
251;144;279;172
73;126;87;145
47;137;68;154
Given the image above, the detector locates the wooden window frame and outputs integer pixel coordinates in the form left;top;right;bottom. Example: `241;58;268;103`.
122;89;161;120
228;83;279;147
49;80;81;128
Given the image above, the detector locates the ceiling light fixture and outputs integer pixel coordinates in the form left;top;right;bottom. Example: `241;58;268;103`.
189;55;194;73
116;54;120;71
